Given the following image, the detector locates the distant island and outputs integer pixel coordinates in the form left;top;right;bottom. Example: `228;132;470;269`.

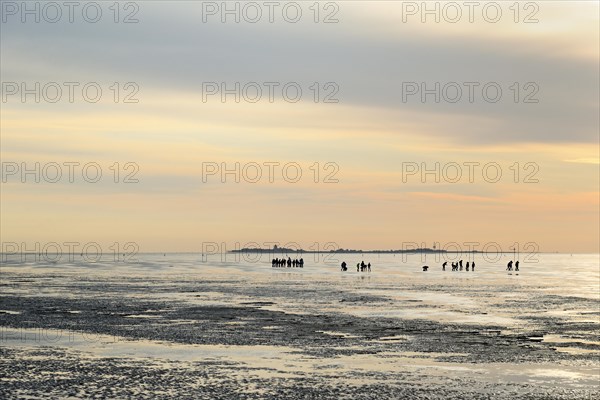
230;245;480;254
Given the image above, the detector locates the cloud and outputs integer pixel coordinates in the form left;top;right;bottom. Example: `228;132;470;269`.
564;158;600;165
2;2;598;145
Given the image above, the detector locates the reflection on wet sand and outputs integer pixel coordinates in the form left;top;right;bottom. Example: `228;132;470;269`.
1;253;598;398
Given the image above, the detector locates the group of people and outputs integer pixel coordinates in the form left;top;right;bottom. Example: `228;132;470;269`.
271;258;520;272
340;261;371;272
441;260;476;271
272;257;304;268
434;260;520;272
506;260;520;271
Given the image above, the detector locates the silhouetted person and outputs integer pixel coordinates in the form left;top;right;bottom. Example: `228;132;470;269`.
471;261;475;271
341;261;347;271
515;261;519;271
466;262;470;271
357;263;360;272
300;258;304;268
459;260;463;269
422;265;429;271
442;261;447;271
368;263;371;272
507;260;513;271
287;257;292;268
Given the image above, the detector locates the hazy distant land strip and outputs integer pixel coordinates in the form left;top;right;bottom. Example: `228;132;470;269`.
232;247;490;254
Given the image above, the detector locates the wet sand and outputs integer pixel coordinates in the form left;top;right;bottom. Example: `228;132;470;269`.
1;255;599;399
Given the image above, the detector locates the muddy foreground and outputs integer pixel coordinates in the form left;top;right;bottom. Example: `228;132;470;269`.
1;267;598;399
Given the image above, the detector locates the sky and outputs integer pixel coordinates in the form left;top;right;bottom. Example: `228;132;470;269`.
1;1;599;254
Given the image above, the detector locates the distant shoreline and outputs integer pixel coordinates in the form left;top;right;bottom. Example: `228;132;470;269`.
230;248;477;254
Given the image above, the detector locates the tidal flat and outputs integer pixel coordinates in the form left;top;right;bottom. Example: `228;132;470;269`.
1;253;598;399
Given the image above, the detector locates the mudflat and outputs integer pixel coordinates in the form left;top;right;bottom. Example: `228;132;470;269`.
1;254;598;399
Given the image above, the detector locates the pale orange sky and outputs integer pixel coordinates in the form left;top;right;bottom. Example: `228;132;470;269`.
1;1;598;253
